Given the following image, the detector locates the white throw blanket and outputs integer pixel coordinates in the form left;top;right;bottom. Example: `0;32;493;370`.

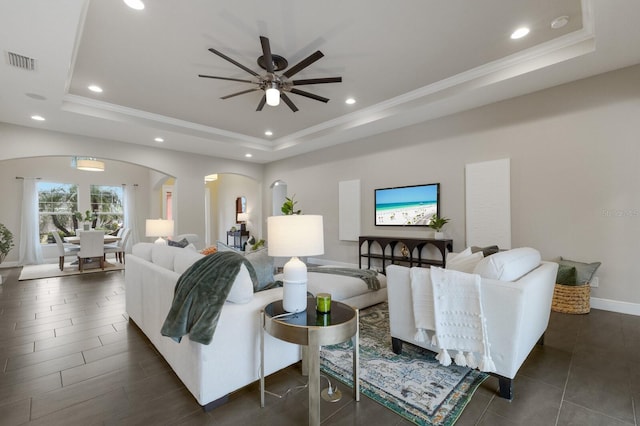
410;267;495;372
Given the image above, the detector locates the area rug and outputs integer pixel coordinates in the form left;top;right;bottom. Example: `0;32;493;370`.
18;261;124;280
320;302;488;426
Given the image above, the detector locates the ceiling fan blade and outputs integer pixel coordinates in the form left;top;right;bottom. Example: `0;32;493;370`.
289;88;329;103
282;51;324;78
221;88;260;100
259;36;275;73
207;47;259;77
256;95;266;111
291;77;342;86
198;74;255;84
280;93;299;112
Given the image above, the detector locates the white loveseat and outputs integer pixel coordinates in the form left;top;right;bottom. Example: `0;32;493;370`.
387;248;558;399
125;243;301;409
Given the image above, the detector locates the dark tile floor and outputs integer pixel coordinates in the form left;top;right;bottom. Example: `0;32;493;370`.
0;266;638;425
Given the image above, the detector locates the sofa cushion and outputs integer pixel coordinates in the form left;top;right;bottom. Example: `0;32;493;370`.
132;242;154;261
174;250;204;275
557;257;601;284
473;247;541;281
446;250;484;273
151;245;178;271
168;238;189;248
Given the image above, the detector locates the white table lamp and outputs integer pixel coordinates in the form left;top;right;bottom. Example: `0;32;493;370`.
268;215;324;312
146;219;174;245
237;212;249;231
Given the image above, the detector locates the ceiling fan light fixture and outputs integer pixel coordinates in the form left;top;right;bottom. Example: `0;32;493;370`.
266;84;280;106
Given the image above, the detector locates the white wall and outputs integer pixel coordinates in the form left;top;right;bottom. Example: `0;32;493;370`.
0;156;151;261
0;123;264;261
216;174;262;243
264;64;640;309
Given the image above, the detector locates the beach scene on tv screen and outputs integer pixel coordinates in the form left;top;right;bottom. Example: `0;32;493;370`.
375;184;438;225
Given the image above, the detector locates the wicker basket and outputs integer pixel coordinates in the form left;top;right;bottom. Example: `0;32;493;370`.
551;283;590;314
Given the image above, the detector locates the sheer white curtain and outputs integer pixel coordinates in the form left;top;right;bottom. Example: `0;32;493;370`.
19;178;44;265
123;184;140;253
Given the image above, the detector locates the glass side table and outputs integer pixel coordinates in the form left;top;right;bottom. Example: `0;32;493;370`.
260;298;359;426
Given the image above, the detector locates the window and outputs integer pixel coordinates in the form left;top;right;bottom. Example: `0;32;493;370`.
90;185;124;233
38;182;78;242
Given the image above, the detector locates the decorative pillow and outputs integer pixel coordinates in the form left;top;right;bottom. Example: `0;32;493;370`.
557;257;601;284
556;264;578;286
226;263;253;304
473;247;541;281
446;250;484;273
447;247;472;263
471;245;500;257
244;247;275;291
168;238;189;248
201;246;218;256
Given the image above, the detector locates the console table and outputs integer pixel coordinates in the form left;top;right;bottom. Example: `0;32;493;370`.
359;235;453;273
226;230;249;250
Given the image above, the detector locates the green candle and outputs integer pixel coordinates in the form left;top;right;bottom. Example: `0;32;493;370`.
316;293;331;313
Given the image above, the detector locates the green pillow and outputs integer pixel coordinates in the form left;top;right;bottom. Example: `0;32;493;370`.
471;245;500;257
557;257;601;284
244;248;274;291
556;264;578;286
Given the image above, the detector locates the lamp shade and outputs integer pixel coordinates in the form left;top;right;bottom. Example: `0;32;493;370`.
237;212;249;223
267;215;324;257
75;158;105;171
145;219;174;237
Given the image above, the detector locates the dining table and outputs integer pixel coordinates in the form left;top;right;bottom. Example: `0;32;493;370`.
64;235;121;244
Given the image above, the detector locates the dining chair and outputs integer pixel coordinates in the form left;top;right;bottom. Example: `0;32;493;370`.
104;228;131;263
77;230;105;272
52;231;80;271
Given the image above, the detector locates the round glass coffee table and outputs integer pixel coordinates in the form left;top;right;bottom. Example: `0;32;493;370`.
260;298;360;426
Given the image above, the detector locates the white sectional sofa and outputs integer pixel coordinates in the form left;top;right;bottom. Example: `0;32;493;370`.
125;243;388;409
125;243;301;409
386;248;558;399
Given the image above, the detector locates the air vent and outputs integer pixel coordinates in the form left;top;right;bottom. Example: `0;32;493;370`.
7;51;36;71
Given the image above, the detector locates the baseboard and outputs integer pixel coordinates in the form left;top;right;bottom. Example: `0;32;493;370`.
590;297;640;316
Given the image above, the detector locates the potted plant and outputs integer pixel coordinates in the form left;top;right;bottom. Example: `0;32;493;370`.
0;223;15;264
82;210;96;230
281;195;302;215
428;214;450;239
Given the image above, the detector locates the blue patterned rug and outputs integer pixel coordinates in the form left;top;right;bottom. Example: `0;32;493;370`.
320;302;488;426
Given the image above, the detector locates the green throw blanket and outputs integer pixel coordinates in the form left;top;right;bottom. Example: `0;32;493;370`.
161;251;258;345
307;267;381;290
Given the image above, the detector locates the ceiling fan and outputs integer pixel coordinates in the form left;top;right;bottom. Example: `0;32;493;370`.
198;36;342;112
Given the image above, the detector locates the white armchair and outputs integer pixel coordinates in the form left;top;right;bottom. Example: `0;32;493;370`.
387;249;558;400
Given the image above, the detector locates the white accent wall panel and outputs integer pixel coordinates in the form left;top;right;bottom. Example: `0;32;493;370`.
465;158;511;249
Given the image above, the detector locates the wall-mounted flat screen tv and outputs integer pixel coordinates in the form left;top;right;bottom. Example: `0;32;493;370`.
375;183;440;226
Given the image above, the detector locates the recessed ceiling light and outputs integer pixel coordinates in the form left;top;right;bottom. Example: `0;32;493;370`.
123;0;144;10
154;137;164;142
264;130;273;136
245;153;252;158
510;27;530;39
345;98;356;105
88;85;103;93
31;115;45;121
551;16;569;29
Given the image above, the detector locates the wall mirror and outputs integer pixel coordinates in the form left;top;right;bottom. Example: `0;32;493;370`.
236;196;246;223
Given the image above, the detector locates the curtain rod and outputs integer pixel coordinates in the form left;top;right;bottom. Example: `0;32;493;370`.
15;176;42;180
121;183;139;186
